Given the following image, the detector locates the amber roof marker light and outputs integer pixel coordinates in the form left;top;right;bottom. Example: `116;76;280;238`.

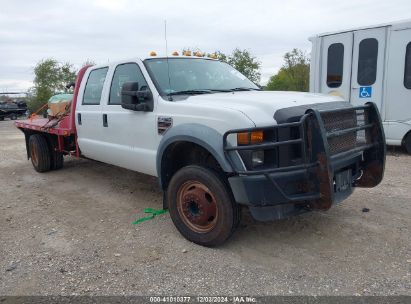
208;53;218;59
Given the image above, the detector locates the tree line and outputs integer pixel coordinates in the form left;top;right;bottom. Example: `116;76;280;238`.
29;48;309;112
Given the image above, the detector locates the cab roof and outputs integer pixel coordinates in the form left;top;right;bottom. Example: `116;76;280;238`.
142;55;218;61
89;56;218;70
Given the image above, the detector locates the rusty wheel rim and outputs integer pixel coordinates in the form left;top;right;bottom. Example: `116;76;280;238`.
30;142;38;167
176;181;218;233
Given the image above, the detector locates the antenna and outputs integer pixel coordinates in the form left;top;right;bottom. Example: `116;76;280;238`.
164;20;173;101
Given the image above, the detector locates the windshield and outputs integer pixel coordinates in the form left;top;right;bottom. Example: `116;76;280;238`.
144;58;259;96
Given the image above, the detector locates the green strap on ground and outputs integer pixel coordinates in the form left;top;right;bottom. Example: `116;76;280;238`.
132;208;168;225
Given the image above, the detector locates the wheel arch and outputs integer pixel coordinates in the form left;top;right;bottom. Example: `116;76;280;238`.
20;130;60;160
157;124;234;191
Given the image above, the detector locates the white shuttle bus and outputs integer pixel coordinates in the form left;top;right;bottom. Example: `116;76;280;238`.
309;19;411;153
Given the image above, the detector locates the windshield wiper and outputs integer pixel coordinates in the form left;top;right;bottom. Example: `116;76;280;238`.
209;87;262;92
168;89;213;96
166;88;261;98
230;87;262;91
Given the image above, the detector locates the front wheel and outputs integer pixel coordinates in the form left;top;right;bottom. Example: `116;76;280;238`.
167;165;240;247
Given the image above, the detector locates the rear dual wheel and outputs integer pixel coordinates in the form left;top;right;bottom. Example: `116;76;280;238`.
167;165;241;247
50;148;64;170
29;134;51;172
29;134;64;172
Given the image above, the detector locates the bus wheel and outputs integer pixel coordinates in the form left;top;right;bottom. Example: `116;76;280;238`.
404;133;411;154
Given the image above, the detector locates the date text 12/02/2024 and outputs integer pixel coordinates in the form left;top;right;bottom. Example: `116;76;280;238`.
149;296;257;303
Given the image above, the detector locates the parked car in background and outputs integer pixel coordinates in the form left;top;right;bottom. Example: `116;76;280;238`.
0;103;27;120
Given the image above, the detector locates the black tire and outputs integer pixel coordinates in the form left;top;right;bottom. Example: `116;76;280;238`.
167;165;240;247
0;117;4;121
404;133;411;154
29;134;51;172
46;136;64;170
10;114;17;120
50;150;64;170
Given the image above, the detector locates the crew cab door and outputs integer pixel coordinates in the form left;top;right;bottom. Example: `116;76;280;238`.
76;66;110;160
100;61;158;176
350;28;386;109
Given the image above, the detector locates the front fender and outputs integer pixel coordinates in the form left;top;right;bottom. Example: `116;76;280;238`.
157;123;237;189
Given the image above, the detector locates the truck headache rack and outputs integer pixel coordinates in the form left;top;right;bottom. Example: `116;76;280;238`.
223;102;386;210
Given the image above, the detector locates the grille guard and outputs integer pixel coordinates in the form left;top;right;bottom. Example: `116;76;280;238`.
223;102;386;210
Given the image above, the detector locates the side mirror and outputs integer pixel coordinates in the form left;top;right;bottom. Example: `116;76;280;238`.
121;81;153;112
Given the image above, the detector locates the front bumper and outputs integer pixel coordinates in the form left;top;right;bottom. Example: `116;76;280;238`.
223;102;386;213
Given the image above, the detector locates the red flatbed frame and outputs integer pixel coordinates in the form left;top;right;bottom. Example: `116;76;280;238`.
15;66;90;157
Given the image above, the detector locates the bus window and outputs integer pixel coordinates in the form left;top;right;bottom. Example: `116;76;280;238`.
404;42;411;89
357;38;378;86
327;43;344;88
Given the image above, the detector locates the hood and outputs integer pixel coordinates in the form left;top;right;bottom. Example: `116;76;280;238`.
178;91;345;126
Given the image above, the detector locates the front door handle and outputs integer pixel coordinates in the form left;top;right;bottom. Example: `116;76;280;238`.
77;113;82;125
103;114;108;127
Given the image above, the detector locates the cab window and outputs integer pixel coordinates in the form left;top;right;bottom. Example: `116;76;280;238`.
357;38;378;86
83;67;108;105
109;63;148;105
405;42;411;89
327;43;344;88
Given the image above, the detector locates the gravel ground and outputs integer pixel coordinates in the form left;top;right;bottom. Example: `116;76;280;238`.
0;119;410;296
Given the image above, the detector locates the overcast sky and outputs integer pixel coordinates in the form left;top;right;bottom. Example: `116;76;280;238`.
1;0;410;92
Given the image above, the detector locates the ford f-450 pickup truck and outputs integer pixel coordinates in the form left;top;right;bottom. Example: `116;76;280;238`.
16;55;385;246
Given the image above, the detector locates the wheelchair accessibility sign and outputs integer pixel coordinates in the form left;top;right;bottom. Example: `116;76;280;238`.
359;86;372;98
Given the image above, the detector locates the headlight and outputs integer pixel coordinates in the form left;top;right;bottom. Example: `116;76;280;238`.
252;150;264;167
235;130;266;170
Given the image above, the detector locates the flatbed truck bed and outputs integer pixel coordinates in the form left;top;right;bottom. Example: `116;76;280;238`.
14;66;90;158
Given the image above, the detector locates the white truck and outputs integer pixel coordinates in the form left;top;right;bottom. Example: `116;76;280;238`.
16;55;385;246
309;19;411;152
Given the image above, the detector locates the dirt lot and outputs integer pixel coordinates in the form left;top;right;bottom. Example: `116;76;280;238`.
0;119;410;296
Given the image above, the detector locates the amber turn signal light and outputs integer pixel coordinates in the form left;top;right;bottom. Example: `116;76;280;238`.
237;131;263;145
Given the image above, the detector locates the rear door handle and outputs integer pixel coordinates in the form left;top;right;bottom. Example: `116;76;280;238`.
103;114;108;127
77;113;82;125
